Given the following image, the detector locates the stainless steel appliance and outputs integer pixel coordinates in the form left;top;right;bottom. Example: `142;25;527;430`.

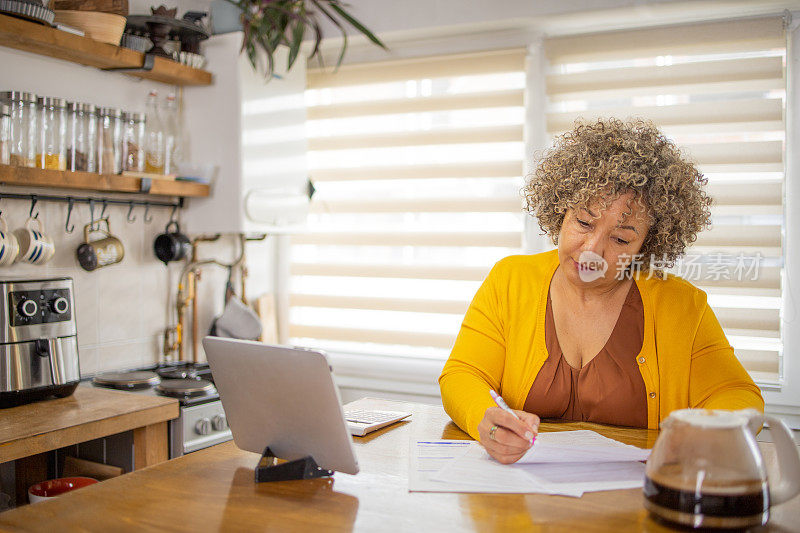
92;363;231;457
0;277;80;407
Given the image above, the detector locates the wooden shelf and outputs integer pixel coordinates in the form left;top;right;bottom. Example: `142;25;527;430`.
0;13;212;86
0;165;210;198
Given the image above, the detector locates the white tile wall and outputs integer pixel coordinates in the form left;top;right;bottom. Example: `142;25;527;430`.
0;194;275;376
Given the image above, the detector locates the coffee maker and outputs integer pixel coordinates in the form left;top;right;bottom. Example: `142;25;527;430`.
0;277;80;407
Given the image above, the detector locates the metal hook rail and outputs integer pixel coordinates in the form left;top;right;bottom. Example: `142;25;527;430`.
0;192;183;212
0;193;184;234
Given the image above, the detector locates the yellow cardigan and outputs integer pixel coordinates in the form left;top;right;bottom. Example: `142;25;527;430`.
438;250;764;440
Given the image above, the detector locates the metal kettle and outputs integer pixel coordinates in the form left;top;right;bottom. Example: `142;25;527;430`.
643;408;800;529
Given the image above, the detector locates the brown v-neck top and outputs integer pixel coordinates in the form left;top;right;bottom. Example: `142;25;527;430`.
523;281;648;428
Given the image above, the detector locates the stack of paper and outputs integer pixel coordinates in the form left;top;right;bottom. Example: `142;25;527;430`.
409;440;546;493
515;430;651;463
409;430;650;497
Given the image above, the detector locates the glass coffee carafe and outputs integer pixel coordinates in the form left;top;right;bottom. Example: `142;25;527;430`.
644;408;800;529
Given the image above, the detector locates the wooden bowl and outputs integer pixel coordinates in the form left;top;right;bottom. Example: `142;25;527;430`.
53;10;126;45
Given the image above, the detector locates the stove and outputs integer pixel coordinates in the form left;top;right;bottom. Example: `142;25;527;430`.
93;371;160;390
156;378;215;400
92;363;232;458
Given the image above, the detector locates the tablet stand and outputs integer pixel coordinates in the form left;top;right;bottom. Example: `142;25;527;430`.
254;446;334;483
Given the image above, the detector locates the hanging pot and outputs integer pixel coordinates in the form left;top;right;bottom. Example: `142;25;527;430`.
153;220;190;264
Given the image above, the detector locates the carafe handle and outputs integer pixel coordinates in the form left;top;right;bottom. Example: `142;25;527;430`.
761;414;800;506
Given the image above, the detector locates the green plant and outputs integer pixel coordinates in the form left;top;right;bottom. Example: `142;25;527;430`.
222;0;387;79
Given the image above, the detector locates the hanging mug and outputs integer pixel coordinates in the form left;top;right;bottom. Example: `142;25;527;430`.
14;216;54;265
0;214;19;266
76;218;125;271
153;220;191;264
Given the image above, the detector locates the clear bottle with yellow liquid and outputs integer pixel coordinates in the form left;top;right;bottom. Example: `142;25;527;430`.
144;90;165;174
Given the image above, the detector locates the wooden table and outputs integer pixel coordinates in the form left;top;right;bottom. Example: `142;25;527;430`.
0;398;797;532
0;385;179;505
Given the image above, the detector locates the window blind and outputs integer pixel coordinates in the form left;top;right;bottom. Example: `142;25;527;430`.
291;49;527;358
545;17;786;384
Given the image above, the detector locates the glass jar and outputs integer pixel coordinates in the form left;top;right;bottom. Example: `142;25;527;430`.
67;102;82;171
84;104;98;173
98;107;122;175
122;111;145;172
0;103;9;165
37;96;67;171
67;103;98;172
0;91;37;167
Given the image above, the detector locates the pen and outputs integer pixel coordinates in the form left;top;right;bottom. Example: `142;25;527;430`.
490;389;535;445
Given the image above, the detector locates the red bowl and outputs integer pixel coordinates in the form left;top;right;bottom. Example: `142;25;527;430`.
28;477;98;502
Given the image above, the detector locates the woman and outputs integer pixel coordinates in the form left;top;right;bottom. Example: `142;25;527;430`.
438;118;764;464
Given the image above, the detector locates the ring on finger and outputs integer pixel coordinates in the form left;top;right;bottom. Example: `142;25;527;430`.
489;425;498;441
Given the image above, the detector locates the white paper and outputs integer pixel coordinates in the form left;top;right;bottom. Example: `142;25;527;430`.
430;453;585;497
410;440;471;481
517;430;651;463
409;440;568;494
521;461;647;492
429;430;650;496
408;440;478;492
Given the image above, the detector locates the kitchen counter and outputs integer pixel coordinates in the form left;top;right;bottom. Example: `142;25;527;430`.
0;384;179;464
1;397;796;531
1;385;179;505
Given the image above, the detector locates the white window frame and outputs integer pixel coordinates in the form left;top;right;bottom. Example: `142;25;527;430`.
764;13;800;426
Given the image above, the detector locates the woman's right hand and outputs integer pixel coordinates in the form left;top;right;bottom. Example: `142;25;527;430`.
477;407;540;464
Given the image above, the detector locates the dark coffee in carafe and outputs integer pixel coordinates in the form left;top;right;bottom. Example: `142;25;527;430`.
643;468;769;529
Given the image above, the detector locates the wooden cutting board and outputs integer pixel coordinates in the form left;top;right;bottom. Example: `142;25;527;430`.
51;1;129;16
